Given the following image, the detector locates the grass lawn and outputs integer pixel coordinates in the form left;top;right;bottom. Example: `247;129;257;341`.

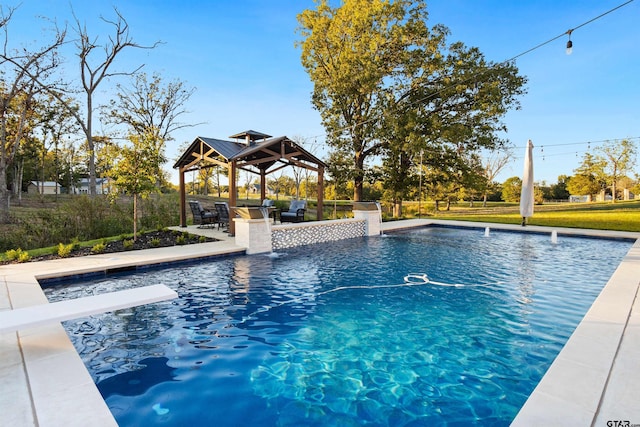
433;200;640;232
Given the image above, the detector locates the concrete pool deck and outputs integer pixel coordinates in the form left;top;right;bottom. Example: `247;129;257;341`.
1;219;638;426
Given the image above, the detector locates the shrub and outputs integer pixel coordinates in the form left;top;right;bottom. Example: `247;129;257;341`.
123;239;135;250
150;238;161;247
199;236;206;243
0;194;180;252
5;248;25;261
17;251;31;263
57;243;74;258
70;237;81;251
176;235;186;245
91;242;106;254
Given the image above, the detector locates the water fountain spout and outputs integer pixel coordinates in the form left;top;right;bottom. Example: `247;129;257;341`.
376;202;384;235
260;207;274;253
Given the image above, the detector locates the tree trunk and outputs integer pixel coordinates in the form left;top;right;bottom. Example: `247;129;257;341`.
0;161;9;223
353;177;363;202
482;193;488;207
393;200;402;218
133;193;138;240
86;93;97;197
611;165;618;203
353;151;364;202
16;161;23;203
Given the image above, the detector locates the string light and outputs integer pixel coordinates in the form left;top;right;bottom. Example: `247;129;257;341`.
565;30;573;55
514;136;639;150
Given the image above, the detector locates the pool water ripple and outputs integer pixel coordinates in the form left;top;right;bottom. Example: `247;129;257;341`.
44;227;632;426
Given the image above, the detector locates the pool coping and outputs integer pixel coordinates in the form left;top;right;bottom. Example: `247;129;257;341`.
1;219;638;426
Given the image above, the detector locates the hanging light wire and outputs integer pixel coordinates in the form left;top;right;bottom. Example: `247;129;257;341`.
513;136;640;150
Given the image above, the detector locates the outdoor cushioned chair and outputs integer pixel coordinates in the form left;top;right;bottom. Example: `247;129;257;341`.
189;200;217;228
280;200;306;223
214;202;230;231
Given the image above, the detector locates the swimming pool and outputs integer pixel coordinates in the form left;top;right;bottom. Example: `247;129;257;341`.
44;227;632;426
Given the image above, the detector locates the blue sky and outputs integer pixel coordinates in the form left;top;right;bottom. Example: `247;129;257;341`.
6;0;640;186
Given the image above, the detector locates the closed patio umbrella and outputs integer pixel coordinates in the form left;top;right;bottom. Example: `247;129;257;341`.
520;139;534;226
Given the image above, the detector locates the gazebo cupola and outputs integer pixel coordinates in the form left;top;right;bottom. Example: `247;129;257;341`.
229;130;272;146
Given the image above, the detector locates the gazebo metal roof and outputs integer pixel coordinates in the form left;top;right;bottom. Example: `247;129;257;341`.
173;135;326;175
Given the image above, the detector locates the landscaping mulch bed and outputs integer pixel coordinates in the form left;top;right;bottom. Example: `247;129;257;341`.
1;230;218;264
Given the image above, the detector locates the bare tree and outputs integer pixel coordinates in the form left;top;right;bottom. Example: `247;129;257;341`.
290;135;322;200
73;8;160;196
482;149;513;207
0;6;65;221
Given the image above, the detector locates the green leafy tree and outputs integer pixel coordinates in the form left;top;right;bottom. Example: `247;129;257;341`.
631;174;640;197
297;0;525;207
596;139;637;202
568;153;607;198
382;145;418;217
0;7;65;221
457;154;487;207
549;175;571;200
567;174;599;199
297;0;402;200
534;186;544;205
325;149;354;200
112;131;159;239
422;166;451;213
501;176;522;203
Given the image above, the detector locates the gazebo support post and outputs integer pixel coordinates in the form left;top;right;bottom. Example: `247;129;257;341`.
179;167;187;227
317;166;324;221
229;160;237;236
260;170;266;202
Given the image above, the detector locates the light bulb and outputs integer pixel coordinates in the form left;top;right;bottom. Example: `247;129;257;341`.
566;40;573;55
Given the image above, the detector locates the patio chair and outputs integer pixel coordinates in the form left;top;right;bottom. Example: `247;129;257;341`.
280;200;306;223
214;202;230;231
189;200;217;228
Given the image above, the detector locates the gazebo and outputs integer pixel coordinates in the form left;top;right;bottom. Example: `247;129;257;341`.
173;130;326;235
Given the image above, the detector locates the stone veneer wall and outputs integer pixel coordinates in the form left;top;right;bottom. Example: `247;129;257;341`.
271;219;366;250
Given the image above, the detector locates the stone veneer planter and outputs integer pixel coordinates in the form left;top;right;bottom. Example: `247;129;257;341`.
234;204;382;254
271;219;365;250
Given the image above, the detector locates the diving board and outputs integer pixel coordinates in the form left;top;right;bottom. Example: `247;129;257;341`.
0;284;177;334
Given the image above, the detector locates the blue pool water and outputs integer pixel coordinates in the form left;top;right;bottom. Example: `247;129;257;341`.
44;227;632;426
